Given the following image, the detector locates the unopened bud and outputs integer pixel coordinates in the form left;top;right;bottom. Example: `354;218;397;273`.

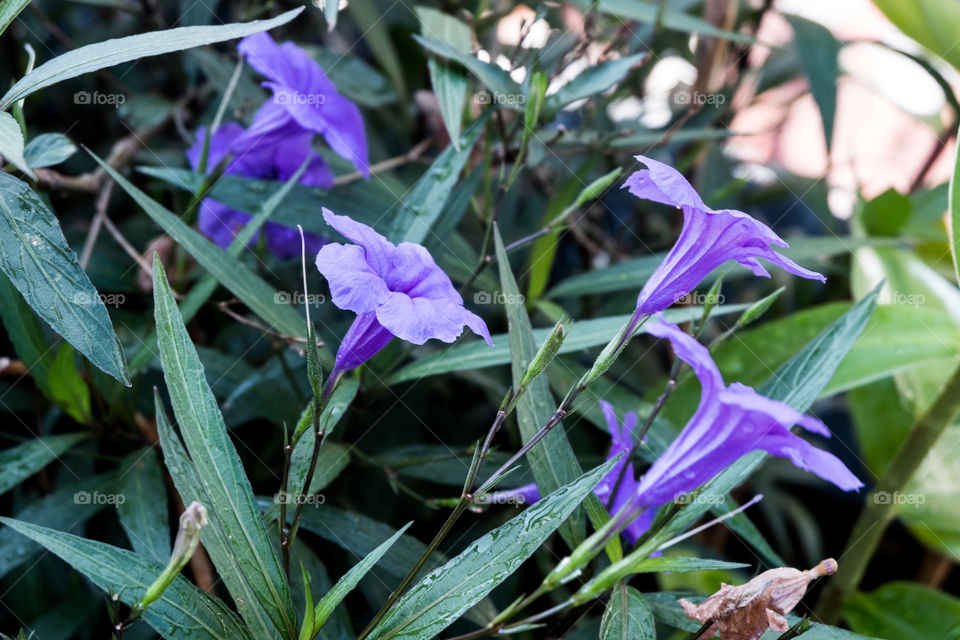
519;318;568;389
138;502;208;611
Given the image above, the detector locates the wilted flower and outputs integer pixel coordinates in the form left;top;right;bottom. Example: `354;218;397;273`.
679;558;838;640
315;209;492;374
483;401;646;543
625;316;861;517
623;155;825;317
186;123;330;259
235;32;368;177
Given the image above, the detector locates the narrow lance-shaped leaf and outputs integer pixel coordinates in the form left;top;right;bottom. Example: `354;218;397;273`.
0;518;254;640
494;226;585;549
600;584;655;640
387;111;490;245
117;449;171;564
0;433;88;496
0;0;30;37
786;15;841;151
948;120;960;287
307;524;411;637
0;173;129;384
0;112;34;179
0;8;303;109
366;456;620;640
154;393;281;640
152;255;297;638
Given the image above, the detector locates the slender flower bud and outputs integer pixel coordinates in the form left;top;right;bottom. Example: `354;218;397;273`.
138;502;209;611
519;318;568;389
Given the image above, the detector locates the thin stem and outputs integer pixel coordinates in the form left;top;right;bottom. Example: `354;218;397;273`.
817;361;960;623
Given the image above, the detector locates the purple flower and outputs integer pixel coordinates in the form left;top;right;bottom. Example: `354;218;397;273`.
315;210;492;373
187;123;330;259
235;32;369;177
627;315;861;515
624;155;825;316
484;401;646;544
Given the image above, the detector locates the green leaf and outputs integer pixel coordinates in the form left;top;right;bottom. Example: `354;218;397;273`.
586;0;756;43
861;188;911;237
845;581;960;640
0;173;129;384
366;457;620;640
546;54;644;111
0;472;118;580
495;226;585;548
96;155;308;342
417;7;470;146
0;518;254;640
0;112;34;179
23;133;77;168
949;121;960;286
152;256;297;638
289;505;497;627
0;271;54;396
412;35;520;100
346;0;406;99
0;433;87;496
308;524;411;636
785;15;840;150
625;556;750;575
387;112;490;245
155;394;282;639
599;584;655;640
48;344;92;424
0;0;30;37
873;0;960;71
388;304;748;384
117;449;170;564
0;8;303;109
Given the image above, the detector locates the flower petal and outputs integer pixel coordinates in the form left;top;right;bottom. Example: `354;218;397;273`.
375;292;479;345
645;316;725;398
334;312;394;372
198;200;254;249
187;123;245;172
316;243;389;313
623;154;707;211
387;242;461;300
321;208;394;274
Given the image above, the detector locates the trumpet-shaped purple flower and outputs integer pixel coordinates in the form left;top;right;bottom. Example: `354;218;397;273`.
315;210;492;373
187;123;330;259
624;155;825;316
628;315;861;514
483;401;647;544
235;33;368;177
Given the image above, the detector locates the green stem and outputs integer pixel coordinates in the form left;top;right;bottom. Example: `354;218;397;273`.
817;361;960;623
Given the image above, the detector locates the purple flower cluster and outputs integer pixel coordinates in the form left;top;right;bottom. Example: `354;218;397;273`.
187;32;368;258
481;155;859;544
